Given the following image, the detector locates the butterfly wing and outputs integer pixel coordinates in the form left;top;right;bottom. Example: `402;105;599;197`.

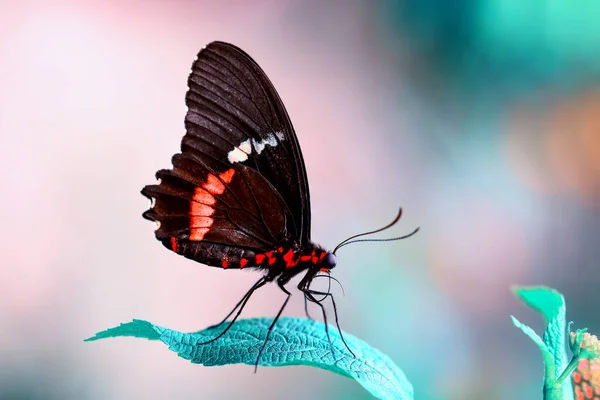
182;41;310;242
141;42;310;268
142;157;293;268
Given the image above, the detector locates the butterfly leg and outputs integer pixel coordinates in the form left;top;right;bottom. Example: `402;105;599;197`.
199;276;269;345
253;280;292;372
206;276;268;330
306;289;355;358
304;295;314;321
302;290;338;361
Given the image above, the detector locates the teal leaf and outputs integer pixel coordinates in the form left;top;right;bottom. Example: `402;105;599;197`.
86;317;413;400
511;316;552;360
512;286;573;400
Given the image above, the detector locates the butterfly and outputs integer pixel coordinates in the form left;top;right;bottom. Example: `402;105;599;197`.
141;41;417;368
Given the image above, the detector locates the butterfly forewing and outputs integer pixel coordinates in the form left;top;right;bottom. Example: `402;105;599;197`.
184;42;311;242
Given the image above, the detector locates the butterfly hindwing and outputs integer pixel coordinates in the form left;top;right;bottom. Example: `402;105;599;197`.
142;158;295;264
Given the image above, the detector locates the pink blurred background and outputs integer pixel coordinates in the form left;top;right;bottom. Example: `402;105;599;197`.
1;1;599;399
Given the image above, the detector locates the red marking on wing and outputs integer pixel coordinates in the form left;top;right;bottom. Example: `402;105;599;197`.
219;168;235;184
240;258;248;268
300;255;311;262
319;252;326;262
203;174;226;194
189;169;235;241
190;228;210;240
311;250;318;264
221;258;229;269
191;216;213;227
255;254;265;264
278;247;283;253
190;187;215;241
170;237;178;252
191;187;216;206
190;203;214;216
284;249;298;269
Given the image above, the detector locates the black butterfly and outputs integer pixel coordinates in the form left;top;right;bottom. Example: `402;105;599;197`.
141;41;417;367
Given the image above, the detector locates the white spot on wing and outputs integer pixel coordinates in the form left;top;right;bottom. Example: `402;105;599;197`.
227;133;285;162
239;139;252;154
227;139;251;163
252;132;283;155
252;138;265;154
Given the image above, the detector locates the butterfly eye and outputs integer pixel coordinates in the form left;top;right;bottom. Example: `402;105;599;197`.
322;253;337;269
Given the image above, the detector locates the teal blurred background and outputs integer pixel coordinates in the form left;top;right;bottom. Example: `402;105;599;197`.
1;1;599;399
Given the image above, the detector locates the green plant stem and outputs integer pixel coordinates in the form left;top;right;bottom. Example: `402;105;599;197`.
543;356;578;400
555;356;579;387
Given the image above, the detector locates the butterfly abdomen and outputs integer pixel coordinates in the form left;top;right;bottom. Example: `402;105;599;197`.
164;238;325;272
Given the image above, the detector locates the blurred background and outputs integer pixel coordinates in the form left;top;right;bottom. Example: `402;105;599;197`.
1;1;599;399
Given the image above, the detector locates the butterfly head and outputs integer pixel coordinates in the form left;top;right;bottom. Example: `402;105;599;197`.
298;251;345;302
320;253;337;272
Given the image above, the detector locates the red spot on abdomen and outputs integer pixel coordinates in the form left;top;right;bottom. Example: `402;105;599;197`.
240;258;248;268
170;237;178;252
265;251;276;265
255;254;265;264
221;258;229;269
284;249;298;269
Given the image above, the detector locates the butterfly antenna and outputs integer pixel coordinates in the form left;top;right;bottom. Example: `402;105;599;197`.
335;227;420;251
333;208;416;255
